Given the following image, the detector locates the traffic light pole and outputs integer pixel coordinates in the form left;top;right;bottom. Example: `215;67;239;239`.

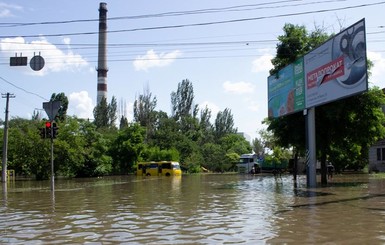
43;100;61;192
50;122;54;191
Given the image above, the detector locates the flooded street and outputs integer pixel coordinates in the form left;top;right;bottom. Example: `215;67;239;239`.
1;174;385;244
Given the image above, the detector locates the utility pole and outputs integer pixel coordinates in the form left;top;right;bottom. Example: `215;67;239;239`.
1;93;15;183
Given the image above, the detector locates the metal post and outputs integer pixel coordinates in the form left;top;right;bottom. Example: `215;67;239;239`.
50;127;54;191
306;107;317;188
42;100;61;192
50;104;54;191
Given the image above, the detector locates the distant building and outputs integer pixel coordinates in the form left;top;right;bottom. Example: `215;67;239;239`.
369;139;385;172
368;89;385;172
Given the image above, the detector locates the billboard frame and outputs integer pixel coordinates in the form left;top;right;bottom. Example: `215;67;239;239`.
267;18;368;118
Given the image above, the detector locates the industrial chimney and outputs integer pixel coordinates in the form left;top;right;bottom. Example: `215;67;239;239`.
96;2;108;105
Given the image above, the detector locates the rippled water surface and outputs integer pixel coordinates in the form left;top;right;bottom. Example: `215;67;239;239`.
1;174;385;244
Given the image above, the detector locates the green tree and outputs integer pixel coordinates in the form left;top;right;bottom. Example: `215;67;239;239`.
214;108;237;140
31;109;42;121
175;133;199;164
108;96;118;128
219;133;251;155
119;116;129;129
218;134;251;171
198;106;214;144
109;123;146;174
183;151;204;173
252;137;264;157
93;97;109;129
316;88;385;174
53;118;85;177
93;96;118;130
152;111;180;150
5;118;50;179
79;118;112;177
201;143;226;172
171;79;199;139
225;152;240;172
270;24;329;74
133;87;158;142
171;79;198;120
140;146;180;162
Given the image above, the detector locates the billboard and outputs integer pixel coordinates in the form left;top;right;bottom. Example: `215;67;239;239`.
268;58;305;117
267;18;367;118
304;19;367;108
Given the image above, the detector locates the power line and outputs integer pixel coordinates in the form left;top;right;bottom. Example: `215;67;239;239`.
0;36;383;64
0;39;277;48
0;76;48;101
0;30;382;56
0;0;339;28
0;1;384;39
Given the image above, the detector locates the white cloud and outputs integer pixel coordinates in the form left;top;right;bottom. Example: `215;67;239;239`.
223;81;255;94
199;101;220;114
252;54;274;73
368;51;385;88
198;101;220;121
69;91;94;119
0;36;89;76
244;98;260;112
62;37;71;46
125;102;134;122
0;3;23;17
116;100;134;122
133;49;181;71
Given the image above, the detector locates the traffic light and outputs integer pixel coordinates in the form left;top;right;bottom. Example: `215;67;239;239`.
39;128;46;139
45;121;52;139
52;122;58;138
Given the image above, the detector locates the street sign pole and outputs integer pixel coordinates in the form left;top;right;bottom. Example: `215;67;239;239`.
43;101;61;191
50;123;54;191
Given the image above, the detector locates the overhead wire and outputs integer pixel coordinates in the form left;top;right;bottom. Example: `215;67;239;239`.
0;76;49;101
0;0;341;27
0;1;384;39
0;0;382;63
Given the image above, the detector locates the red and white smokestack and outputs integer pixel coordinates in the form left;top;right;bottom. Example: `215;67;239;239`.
97;2;108;105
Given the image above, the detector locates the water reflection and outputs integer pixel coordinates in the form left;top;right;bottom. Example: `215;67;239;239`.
0;174;385;243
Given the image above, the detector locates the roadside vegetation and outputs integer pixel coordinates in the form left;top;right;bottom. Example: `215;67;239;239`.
0;80;254;180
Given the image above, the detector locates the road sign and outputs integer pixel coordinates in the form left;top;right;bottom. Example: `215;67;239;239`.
30;55;45;71
43;101;61;121
10;56;27;66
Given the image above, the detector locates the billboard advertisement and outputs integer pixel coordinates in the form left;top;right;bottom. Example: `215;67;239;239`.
304;18;367;108
268;58;305;117
267;18;367;118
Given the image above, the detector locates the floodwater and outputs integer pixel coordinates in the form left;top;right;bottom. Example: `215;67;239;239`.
0;174;385;244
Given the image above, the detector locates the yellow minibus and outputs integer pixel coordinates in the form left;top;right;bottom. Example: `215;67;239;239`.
136;161;182;176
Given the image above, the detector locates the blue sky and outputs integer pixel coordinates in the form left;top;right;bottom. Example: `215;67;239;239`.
0;0;385;141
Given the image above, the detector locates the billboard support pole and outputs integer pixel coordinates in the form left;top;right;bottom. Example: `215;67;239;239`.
306;107;317;188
